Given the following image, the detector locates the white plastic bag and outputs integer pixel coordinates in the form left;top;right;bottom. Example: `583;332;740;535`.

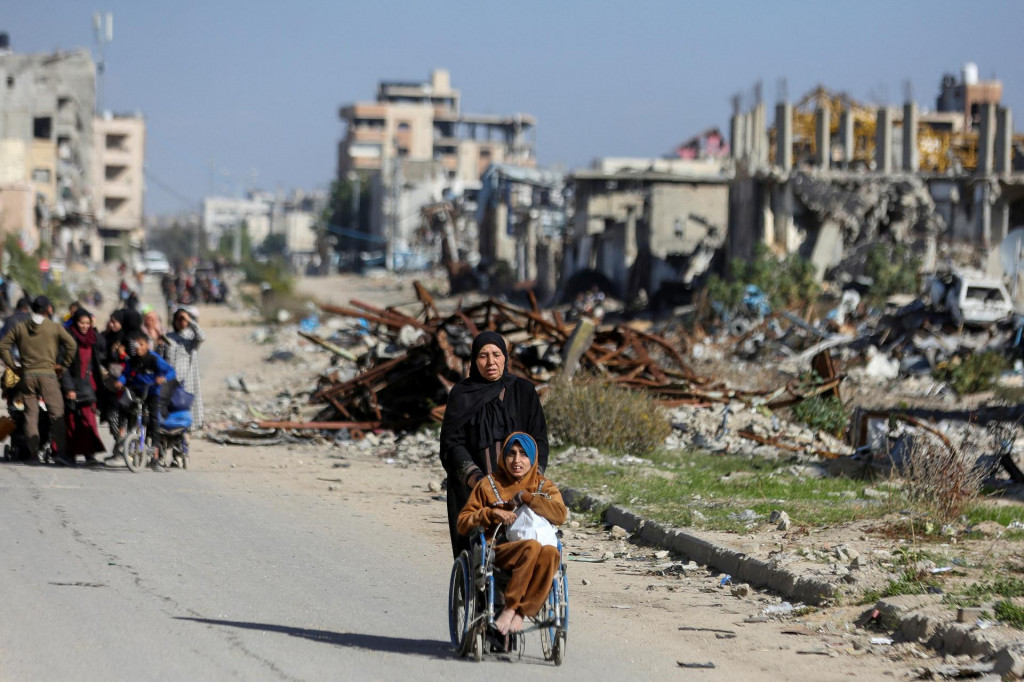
506;506;559;547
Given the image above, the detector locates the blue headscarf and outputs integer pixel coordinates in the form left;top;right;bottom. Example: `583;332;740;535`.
502;432;536;466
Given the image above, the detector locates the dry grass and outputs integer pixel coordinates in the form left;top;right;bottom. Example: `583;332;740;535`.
894;434;986;522
544;377;671;457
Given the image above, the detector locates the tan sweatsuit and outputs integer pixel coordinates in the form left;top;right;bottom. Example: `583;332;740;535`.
458;432;567;617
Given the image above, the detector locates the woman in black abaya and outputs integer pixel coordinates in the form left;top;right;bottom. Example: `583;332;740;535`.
439;331;548;558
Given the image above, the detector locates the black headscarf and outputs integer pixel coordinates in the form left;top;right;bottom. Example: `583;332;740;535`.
103;310;127;357
442;331;517;438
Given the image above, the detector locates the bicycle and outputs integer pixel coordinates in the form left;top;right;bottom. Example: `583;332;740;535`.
117;385;152;473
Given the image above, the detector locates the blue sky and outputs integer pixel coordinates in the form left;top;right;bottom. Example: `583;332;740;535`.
7;0;1022;215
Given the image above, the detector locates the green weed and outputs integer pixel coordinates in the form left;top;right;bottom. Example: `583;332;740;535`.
933;352;1009;395
993;600;1024;629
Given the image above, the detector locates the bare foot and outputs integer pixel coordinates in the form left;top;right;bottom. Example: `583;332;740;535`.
494;607;515;635
509;613;525;633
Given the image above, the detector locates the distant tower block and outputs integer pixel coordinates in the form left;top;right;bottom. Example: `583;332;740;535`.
902;102;918;172
814;106;830;168
775;102;793;171
840;110;854;167
876;107;893;173
730;112;747;161
977;103;996;176
995;106;1013;174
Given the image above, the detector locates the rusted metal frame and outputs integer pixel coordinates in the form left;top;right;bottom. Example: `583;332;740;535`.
737;429;846;459
631;328;700;380
455;311;480;337
591;341;631;365
313;354;410;401
552;311;568;335
434;329;463;376
811;350;840;401
413;280;439;320
298;331;359;361
319;303;407;331
349;299;432;332
763;377;844;409
627;334;668;383
328;396;354;419
892;414;954;450
657;398;721;408
490;300;568;341
255;420;382;430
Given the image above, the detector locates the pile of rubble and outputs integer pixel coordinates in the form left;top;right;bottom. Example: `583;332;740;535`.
258;282;846;438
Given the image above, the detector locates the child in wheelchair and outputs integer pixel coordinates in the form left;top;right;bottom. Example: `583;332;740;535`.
457;432;567;636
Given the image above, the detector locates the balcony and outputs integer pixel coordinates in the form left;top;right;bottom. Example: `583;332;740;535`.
351;128;386;143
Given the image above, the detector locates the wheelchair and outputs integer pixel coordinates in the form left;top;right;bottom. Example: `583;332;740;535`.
447;525;569;665
154;409;192;470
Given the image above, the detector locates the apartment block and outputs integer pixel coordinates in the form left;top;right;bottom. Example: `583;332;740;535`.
93;112;146;260
0;40;97;255
337;69;535;183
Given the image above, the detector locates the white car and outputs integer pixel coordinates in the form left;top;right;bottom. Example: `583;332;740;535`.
142;250;171;274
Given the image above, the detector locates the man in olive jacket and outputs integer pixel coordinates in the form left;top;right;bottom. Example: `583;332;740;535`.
0;296;77;465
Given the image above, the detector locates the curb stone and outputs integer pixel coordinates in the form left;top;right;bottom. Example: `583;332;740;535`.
871;596;1021;669
562;487;1021;664
562;487;837;605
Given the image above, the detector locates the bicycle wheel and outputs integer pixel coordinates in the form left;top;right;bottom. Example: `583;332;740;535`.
122;429;148;472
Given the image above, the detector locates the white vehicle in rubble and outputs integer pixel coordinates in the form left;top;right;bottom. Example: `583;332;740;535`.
926;271;1013;326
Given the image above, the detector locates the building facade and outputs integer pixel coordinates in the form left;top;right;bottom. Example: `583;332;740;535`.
0;44;97;257
92;112;145;260
567;158;731;305
336;69;536;268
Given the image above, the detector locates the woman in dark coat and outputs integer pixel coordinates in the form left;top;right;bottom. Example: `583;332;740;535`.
62;308;107;465
439;331;548;558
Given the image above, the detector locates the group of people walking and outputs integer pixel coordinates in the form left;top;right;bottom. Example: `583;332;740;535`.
0;289;206;469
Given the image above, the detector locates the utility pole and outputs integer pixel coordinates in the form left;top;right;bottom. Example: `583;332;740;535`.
93;12;113;114
387;138;399;271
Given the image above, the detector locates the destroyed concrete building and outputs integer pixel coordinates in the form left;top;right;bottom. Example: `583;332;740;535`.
0;39;100;258
475;164;567;300
564;157;730;306
727;67;1024;283
335;69;536;270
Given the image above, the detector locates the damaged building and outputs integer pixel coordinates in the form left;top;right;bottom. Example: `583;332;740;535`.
335;69;536;270
564;157;731;306
728;66;1024;283
0;38;100;259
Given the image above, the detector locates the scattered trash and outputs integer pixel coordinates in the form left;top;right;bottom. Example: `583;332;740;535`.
870;637;893;645
719;574;732;587
763;602;794;615
677;661;715;669
729;509;758;523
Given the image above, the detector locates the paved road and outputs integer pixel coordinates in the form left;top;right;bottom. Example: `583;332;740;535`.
0;461;650;681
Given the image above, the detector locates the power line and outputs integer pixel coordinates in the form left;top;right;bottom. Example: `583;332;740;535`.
144;169;197;210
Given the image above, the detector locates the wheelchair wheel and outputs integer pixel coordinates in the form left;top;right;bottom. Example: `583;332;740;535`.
552;631;565;666
540;569;569;665
471;628;484;662
122;430;148;472
448;550;477;657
